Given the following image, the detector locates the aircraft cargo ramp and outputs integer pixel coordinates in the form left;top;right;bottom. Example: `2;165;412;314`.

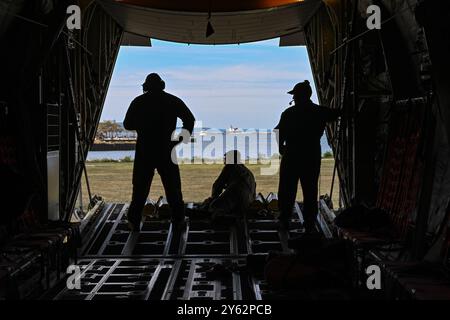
50;202;355;300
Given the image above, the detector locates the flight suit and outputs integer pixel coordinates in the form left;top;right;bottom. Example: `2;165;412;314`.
276;100;340;231
209;164;256;218
123;91;195;223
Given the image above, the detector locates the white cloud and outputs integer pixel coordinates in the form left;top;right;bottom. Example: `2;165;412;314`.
109;64;312;95
103;58;316;128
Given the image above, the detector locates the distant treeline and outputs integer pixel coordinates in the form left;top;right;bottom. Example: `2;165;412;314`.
96;120;136;140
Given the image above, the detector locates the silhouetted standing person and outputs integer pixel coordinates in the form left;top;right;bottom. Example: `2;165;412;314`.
275;80;340;232
123;73;195;231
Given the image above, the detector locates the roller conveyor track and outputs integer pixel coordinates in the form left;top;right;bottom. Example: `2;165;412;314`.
53;203;305;300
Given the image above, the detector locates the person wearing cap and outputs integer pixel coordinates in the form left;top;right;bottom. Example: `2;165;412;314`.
275;80;341;232
205;150;256;225
123;73;195;231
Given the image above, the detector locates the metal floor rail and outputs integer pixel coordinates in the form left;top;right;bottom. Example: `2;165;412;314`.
54;203;305;300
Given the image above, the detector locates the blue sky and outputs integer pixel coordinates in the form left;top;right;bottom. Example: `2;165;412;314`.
102;38;318;129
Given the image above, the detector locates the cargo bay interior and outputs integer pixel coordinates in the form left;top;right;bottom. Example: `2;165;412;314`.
0;0;450;300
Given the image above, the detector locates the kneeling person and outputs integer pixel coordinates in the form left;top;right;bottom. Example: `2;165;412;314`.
207;150;256;224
